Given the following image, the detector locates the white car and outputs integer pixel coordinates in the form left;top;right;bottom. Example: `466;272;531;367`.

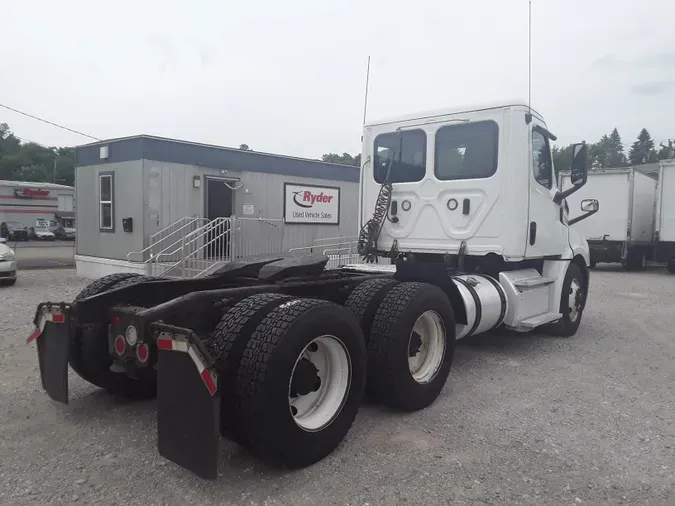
0;238;17;286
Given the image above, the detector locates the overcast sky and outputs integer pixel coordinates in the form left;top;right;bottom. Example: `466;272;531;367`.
2;0;674;158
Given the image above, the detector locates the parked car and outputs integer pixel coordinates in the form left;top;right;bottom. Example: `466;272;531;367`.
0;221;30;241
0;238;17;286
53;225;76;240
29;226;56;241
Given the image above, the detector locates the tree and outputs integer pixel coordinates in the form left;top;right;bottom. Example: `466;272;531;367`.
658;140;675;160
552;144;574;178
0;123;75;184
607;128;627;168
321;152;361;166
238;144;251;151
628;128;657;165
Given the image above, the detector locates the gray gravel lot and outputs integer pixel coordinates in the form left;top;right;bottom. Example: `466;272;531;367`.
0;267;674;505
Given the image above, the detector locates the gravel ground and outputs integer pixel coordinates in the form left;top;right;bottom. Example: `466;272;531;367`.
0;267;673;505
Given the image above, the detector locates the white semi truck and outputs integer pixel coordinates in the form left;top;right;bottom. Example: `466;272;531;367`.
654;160;675;273
560;168;657;269
27;101;598;479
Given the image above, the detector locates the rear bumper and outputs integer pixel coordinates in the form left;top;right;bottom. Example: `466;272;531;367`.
28;305;221;480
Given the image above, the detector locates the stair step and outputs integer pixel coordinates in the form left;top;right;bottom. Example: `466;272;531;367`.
518;312;562;329
513;276;556;288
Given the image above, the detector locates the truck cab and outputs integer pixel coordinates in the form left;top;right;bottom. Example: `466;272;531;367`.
358;101;598;336
359;101;594;264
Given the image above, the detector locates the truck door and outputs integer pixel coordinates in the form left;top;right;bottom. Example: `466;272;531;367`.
526;125;567;257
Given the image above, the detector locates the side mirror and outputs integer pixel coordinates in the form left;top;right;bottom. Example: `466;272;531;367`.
580;199;598;213
570;142;588;186
553;141;589;204
569;198;600;226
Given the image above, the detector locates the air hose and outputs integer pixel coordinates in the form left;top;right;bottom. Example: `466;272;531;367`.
358;161;393;263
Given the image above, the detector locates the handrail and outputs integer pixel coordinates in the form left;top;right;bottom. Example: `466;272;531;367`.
126;216;208;262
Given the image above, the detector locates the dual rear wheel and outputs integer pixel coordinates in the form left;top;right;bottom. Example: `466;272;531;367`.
208;280;456;468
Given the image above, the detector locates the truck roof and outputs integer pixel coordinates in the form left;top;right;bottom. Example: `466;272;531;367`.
366;100;545;127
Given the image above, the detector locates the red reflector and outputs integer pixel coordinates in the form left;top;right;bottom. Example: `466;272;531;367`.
156;338;173;351
51;313;65;323
114;316;120;325
114;335;126;355
200;369;218;396
136;343;149;363
26;328;41;344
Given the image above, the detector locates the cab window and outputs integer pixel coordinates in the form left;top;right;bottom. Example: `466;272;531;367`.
374;130;426;184
434;121;499;180
532;130;553;189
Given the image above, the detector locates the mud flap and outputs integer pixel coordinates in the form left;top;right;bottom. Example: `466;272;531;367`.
154;325;220;480
28;303;72;404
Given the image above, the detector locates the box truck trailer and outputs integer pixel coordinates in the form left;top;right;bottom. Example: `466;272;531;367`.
654;160;675;273
560;168;657;270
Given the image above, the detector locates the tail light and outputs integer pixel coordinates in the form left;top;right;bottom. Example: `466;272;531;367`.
136;343;149;363
114;335;126;356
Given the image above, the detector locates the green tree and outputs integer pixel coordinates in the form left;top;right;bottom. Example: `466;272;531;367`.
607;128;627;168
238;144;251;151
0;123;75;184
628;128;657;165
658;140;674;160
552;143;574;178
321;152;361;166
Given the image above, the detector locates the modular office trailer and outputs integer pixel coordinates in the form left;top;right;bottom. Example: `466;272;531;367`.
654;160;675;272
560;168;657;269
73;136;360;279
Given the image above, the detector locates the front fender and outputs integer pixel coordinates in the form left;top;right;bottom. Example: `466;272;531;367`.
568;227;590;266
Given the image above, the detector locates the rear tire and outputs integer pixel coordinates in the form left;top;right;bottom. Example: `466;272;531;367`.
343;278;398;342
235;298;366;468
207;293;294;442
70;273;141;383
623;248;646;271
367;282;456;412
73;274;159;399
667;259;675;274
546;262;587;337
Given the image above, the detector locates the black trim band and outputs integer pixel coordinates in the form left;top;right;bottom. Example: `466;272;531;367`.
452;276;482;337
479;274;507;328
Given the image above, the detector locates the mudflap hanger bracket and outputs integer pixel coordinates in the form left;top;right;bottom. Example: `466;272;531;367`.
27;302;73;405
151;322;221;480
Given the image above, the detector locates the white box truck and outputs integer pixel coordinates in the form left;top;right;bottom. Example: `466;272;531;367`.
654;160;675;273
560;168;657;269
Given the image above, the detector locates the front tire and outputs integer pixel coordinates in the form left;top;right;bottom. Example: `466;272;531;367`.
366;282;456;412
234;298;366;468
546;262;587;337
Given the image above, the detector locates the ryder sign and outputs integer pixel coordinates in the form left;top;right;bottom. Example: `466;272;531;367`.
284;183;340;225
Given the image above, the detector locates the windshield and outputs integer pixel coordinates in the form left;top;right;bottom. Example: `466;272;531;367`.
34;227;51;232
6;222;25;229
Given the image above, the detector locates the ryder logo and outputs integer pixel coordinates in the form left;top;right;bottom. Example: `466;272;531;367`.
284;184;340;224
292;190;334;209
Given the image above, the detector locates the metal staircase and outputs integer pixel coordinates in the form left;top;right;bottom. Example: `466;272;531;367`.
127;216;361;279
